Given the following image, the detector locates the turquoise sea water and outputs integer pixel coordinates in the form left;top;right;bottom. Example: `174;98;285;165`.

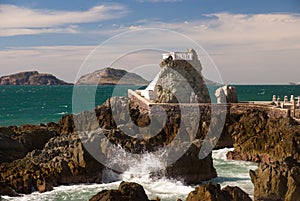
1;85;300;126
0;85;142;126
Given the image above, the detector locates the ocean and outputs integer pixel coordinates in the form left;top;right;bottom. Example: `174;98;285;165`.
1;85;300;200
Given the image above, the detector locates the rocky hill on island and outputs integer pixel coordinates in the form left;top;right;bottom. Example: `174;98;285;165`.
76;67;149;85
0;71;72;85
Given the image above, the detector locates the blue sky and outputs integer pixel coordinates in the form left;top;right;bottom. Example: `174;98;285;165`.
0;0;300;84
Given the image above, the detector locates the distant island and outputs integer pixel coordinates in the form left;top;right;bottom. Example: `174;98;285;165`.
0;71;72;85
0;68;219;86
76;67;149;85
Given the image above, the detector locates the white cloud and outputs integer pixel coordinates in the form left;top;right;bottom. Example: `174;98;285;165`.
0;26;79;37
0;4;128;36
127;13;300;51
1;13;300;84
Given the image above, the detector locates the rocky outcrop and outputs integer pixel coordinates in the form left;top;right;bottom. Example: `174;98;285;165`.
165;145;217;184
0;71;72;85
91;97;217;184
0;125;58;163
250;158;300;201
0;95;218;195
0;133;104;194
226;107;300;163
89;181;150;201
0;182;19;196
186;183;251;201
155;50;210;103
89;182;251;201
76;67;149;85
0;133;27;163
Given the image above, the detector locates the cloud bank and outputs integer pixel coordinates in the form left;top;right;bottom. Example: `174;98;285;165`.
1;11;300;83
0;4;128;36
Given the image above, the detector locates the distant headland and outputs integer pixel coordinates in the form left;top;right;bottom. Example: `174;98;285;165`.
0;68;150;86
0;71;72;86
75;67;149;85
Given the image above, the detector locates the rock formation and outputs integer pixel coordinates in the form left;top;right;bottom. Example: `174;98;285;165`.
75;96;218;184
0;132;27;163
250;158;300;201
0;71;72;85
0;95;218;196
155;49;210;103
89;182;251;201
2;97;300;198
0;132;104;195
186;183;251;201
226;107;300;164
89;181;150;201
76;67;149;85
155;51;210;103
221;105;300;201
0;125;58;163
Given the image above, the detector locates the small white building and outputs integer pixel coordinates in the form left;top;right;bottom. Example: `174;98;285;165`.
162;48;197;61
140;74;159;100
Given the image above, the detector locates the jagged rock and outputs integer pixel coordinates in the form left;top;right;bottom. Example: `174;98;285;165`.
186;183;251;201
0;133;27;163
250;158;300;201
58;115;75;135
92;96;217;184
0;71;72;85
0;182;19;196
0;125;58;163
76;67;149;85
155;49;210;103
221;186;252;201
226;106;300;163
0;133;104;195
89;181;149;201
165;145;217;184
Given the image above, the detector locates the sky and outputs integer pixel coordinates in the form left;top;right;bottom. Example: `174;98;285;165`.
0;0;300;84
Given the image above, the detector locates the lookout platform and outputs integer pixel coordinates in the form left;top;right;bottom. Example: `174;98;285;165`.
128;89;300;120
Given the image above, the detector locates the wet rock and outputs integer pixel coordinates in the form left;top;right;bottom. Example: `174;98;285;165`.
89;181;149;201
0;124;58;163
0;133;104;195
0;182;19;196
0;133;27;163
250;158;300;201
93;97;218;184
165;145;217;184
222;186;252;201
226;107;300;163
58;115;75;135
186;183;251;201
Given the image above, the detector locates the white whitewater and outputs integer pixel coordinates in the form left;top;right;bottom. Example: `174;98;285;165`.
2;148;257;201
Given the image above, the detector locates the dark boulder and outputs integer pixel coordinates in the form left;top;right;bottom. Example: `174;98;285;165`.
186;183;251;201
0;133;104;195
226;107;300;163
0;182;19;197
250;158;300;201
0;133;27;163
89;181;149;201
